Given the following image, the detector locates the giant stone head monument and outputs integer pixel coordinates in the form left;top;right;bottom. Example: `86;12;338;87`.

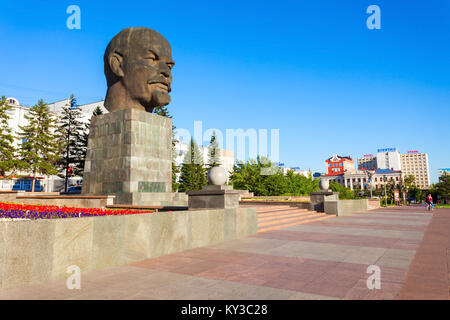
103;27;175;113
82;27;187;206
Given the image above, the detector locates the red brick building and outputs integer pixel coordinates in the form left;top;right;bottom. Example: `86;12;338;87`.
325;155;354;175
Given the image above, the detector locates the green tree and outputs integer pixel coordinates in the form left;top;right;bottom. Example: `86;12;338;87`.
285;170;319;195
92;105;104;116
263;171;289;196
154;105;180;192
230;156;283;196
329;180;355;199
78;105;104;179
207;131;221;168
434;173;450;203
410;186;422;203
57;94;86;191
386;179;396;202
0;96;17;177
172;160;181;192
396;178;408;204
18;99;60;192
404;174;416;188
178;138;207;192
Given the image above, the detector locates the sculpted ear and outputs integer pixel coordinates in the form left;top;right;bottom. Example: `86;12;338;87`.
108;52;124;78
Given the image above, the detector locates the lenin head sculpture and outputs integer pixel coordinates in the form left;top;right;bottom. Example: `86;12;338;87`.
104;27;175;113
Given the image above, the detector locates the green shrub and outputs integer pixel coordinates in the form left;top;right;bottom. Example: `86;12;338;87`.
329;181;355;199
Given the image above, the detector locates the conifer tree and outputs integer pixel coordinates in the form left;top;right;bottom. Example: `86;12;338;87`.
57;94;85;191
77;105;104;180
18;99;60;192
178;138;207;192
0;96;17;177
207;131;221;168
154;105;180;192
92;105;104;116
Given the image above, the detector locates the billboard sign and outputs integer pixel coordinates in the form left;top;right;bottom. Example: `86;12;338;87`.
363;154;373;157
407;150;419;154
377;148;396;153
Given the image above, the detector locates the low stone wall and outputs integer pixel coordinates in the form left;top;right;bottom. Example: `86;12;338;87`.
368;199;381;210
237;190;254;199
0;192;115;208
324;199;368;216
0;191;21;202
240;201;310;209
0;207;257;290
0;191;60;202
249;195;310;202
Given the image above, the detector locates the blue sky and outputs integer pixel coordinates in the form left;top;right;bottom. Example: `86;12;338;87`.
0;0;449;183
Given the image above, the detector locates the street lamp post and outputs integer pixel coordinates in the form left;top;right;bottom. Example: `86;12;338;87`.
366;170;374;199
383;175;387;207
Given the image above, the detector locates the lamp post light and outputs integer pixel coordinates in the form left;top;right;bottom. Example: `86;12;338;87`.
366;170;374;199
383;175;388;207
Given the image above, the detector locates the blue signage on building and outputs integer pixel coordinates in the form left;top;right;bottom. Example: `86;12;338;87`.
377;148;396;153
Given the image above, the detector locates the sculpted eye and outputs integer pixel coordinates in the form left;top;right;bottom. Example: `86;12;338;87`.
144;52;157;61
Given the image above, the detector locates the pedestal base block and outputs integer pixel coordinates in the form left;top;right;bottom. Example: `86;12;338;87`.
309;191;339;212
82;109;178;206
187;185;240;209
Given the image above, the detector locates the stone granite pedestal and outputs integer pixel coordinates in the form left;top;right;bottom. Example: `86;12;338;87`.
187;185;240;209
82;109;187;206
309;190;339;213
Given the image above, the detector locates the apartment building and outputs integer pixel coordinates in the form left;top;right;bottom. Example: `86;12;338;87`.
358;155;377;170
400;151;431;188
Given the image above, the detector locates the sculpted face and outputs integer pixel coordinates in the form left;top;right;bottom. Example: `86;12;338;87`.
104;28;175;112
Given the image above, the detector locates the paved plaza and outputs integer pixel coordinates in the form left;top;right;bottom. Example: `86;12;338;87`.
1;205;448;300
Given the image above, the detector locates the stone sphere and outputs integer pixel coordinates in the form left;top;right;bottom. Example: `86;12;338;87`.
207;167;227;185
319;178;329;190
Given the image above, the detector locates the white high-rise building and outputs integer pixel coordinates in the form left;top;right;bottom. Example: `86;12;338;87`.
376;148;401;171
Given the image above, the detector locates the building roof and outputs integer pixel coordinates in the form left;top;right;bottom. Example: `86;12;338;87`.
375;169;401;174
326;155;352;161
323;172;344;177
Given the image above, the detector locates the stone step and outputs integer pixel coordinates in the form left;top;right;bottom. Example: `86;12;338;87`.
258;215;334;233
256;206;303;214
258;212;327;228
258;210;316;222
257;208;309;218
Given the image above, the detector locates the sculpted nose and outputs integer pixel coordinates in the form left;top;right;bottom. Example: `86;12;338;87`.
161;70;170;78
160;64;171;78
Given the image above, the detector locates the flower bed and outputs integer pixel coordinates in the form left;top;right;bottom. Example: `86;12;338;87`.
0;202;153;220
